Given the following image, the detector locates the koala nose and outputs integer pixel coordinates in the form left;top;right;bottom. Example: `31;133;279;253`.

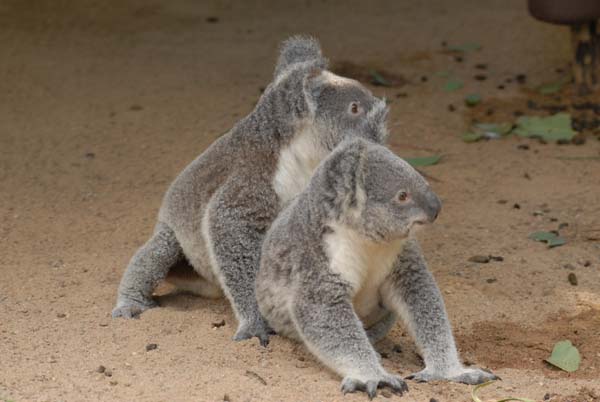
425;192;442;222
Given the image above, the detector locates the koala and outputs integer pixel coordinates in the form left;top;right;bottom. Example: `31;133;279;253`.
256;138;497;399
111;36;389;347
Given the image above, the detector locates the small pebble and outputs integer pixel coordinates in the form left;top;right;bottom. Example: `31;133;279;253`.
517;144;530;150
497;84;505;90
454;56;463;63
469;255;490;264
523;172;531;180
447;104;456;112
84;152;95;159
475;63;487;70
420;76;428;82
223;394;231;402
497;199;508;204
129;104;143;111
96;365;106;373
543;393;551;400
474;74;487;81
563;263;575;270
490;256;504;261
513;203;521;209
430;398;440;402
109;380;118;386
568;273;578;286
486;108;494;116
395;92;408;98
212;319;226;328
558;222;569;230
104;369;113;377
146;343;158;351
583;260;591;267
206;16;219;23
516;74;527;84
56;313;66;318
486;278;497;283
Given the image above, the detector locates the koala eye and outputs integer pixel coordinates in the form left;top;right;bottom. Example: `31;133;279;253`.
349;102;362;115
397;191;410;203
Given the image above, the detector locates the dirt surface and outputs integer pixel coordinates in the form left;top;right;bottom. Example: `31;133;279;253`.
1;1;600;401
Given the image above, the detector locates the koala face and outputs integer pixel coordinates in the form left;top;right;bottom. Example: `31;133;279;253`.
352;147;441;242
309;71;388;146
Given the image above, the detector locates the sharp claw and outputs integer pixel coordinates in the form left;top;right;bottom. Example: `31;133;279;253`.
259;337;269;347
366;381;377;399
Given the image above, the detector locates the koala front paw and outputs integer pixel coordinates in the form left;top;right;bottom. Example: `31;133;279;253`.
111;298;158;319
233;317;274;347
341;373;408;400
407;366;498;385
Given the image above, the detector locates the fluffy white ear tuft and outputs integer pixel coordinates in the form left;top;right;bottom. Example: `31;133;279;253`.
274;35;328;78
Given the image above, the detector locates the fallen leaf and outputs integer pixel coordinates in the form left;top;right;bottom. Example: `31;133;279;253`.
462;132;483;143
537;76;571;95
545;340;580;372
448;42;481;53
369;70;392;87
514;113;576;142
465;93;482;107
529;231;566;248
444;78;464;92
404;155;441;167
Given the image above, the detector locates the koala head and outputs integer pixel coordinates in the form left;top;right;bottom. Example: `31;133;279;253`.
273;36;389;146
318;138;441;242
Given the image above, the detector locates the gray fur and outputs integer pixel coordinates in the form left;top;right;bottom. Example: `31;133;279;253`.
112;36;389;347
256;139;496;398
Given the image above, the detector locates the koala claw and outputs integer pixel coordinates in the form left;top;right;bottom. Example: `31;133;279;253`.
232;318;274;347
450;367;499;385
341;374;408;400
111;298;158;319
406;367;498;385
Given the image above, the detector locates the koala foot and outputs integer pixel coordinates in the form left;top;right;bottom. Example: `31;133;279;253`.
111;298;158;319
406;366;498;385
341;373;408;400
233;317;274;347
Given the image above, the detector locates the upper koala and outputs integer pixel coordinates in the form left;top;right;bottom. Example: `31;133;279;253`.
256;138;497;398
111;36;389;346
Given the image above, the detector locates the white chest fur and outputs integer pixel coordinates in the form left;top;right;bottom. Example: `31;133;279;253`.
272;125;328;206
324;223;406;319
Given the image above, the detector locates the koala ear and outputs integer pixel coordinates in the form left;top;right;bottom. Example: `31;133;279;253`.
274;35;328;78
366;100;390;144
326;139;369;218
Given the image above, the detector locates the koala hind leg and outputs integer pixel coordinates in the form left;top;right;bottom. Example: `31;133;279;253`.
205;192;276;347
381;240;497;385
112;222;182;319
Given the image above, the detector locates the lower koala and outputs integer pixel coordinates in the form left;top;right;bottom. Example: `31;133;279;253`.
256;138;497;399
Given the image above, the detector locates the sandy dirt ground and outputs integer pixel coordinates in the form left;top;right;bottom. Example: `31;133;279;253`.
1;1;600;401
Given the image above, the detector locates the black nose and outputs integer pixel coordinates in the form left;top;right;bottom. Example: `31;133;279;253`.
426;192;442;222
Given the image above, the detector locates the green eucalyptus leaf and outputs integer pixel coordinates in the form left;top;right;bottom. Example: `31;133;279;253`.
404;155;441;167
369;70;392;87
448;42;482;52
514;113;576;142
545;340;580;372
462;132;483;143
444;78;464;92
465;93;482;107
